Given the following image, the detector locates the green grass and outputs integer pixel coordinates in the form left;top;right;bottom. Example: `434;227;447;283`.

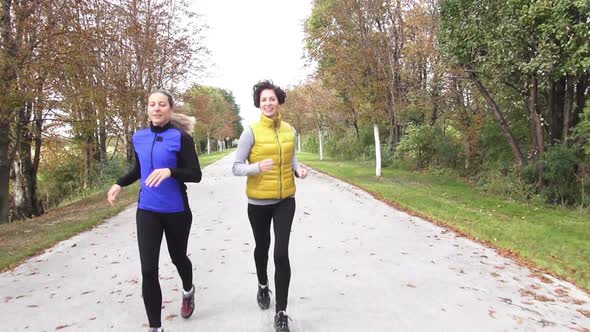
298;152;590;290
0;148;234;271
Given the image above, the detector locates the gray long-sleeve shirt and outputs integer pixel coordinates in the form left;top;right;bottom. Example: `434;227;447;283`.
232;126;300;205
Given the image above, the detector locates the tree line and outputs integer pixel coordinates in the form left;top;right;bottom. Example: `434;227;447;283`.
0;0;240;223
282;0;589;206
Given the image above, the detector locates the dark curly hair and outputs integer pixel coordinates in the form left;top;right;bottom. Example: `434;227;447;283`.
252;80;286;108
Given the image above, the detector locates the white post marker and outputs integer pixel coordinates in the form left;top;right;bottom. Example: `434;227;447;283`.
319;129;324;161
374;123;381;177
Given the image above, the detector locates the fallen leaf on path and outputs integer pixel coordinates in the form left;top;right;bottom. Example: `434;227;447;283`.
406;283;416;288
55;324;70;330
165;314;178;320
577;309;590;318
531;273;553;284
488;309;496;318
554;288;569;297
519;289;554;302
534;294;555;302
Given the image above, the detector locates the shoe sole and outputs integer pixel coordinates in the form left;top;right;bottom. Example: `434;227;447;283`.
181;308;195;319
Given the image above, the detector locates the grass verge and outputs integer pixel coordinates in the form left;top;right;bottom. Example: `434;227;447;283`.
298;152;590;291
0;148;234;271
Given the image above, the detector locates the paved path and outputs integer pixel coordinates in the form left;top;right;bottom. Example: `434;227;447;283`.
1;152;589;332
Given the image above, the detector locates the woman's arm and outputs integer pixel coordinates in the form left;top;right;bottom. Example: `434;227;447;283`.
232;127;261;176
170;132;202;183
116;151;141;186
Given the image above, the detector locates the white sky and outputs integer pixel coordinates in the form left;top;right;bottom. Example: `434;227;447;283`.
190;0;315;126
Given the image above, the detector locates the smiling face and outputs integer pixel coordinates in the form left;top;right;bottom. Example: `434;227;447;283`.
259;89;280;119
147;92;172;126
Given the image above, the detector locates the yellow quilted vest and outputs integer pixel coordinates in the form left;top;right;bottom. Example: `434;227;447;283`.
246;113;296;199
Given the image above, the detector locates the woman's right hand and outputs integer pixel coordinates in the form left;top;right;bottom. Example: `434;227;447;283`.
258;159;274;172
107;184;122;206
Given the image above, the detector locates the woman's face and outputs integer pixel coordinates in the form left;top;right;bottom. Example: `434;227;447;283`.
259;89;279;119
148;92;172;126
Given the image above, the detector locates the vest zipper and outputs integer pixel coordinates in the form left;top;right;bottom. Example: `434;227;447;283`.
275;127;283;199
150;132;157;171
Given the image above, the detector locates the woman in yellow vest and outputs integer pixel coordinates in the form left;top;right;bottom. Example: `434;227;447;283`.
232;80;308;332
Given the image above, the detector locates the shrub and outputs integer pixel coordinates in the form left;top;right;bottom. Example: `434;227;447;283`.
540;145;582;205
395;125;461;170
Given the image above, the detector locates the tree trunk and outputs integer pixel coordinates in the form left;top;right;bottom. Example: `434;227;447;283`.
124;121;134;164
0;122;10;223
297;131;301;153
12;101;42;219
32;97;43;215
84;135;93;189
430;73;441;126
529;77;544;189
1;0;17;223
548;78;565;144
374;123;382;177
572;74;588;128
99;113;107;162
562;75;575;143
470;73;526;167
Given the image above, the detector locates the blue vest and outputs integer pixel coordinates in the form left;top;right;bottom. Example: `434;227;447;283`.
133;127;185;213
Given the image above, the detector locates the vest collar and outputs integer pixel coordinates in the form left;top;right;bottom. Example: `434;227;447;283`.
259;112;282;128
150;121;172;133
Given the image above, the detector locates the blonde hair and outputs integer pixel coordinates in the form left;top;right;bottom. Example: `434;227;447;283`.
171;113;196;134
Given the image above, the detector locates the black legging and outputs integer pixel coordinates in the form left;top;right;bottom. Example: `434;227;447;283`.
136;208;193;328
247;197;296;312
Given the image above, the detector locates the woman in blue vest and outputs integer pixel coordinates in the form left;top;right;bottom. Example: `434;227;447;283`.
107;90;201;332
233;80;309;332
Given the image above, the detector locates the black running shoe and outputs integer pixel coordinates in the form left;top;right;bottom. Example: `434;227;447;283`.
274;311;290;332
257;285;271;310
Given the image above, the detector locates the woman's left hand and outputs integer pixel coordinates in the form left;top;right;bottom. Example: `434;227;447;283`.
295;166;309;179
145;168;172;187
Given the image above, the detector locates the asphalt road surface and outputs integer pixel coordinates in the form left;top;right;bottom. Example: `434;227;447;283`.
2;152;589;331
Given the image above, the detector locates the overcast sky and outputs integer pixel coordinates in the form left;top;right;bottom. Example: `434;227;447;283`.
190;0;315;126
